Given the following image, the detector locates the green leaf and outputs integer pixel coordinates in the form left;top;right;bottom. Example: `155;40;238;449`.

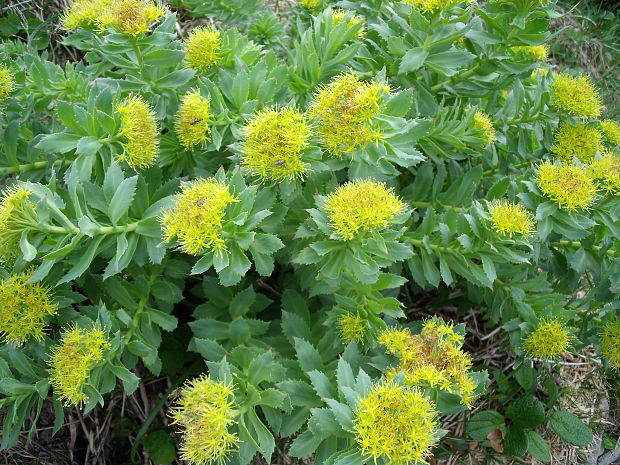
467;411;505;441
109;365;139;395
156;69;195;88
506;395;545;429
36;133;81;153
19;231;37;262
294;338;323;372
504;425;528;456
526;430;551;463
58;235;104;284
147;308;178;331
108;175;138;225
550;411;593;446
76;136;102;156
289;430;323;458
399;47;429;74
143;430;176;465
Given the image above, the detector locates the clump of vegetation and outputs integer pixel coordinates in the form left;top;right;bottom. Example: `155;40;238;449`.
0;0;618;464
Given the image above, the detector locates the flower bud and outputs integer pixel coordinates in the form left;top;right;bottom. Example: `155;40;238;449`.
175;91;212;150
116;95;159;169
324;179;405;240
160;178;237;255
241;107;311;181
354;380;438;465
169;374;238;465
0;272;58;346
523;319;572;360
551;73;602;119
48;326;110;406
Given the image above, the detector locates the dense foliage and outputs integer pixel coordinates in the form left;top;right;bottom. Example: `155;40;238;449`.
0;0;618;463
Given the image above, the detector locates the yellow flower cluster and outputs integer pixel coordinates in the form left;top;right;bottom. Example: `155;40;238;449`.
337;313;366;343
378;319;478;406
536;161;598;211
0;185;38;261
601;120;620;145
116;95;159;170
590;151;620;193
184;26;222;73
332;10;365;38
48;326;110;406
62;0;163;35
0;272;58;346
510;44;548;61
353;380;438;465
241;107;311;182
401;0;473;13
523;319;572;359
600;319;620;368
175;91;212;150
0;64;15;102
160;178;236;255
300;0;322;9
169;375;238;465
551;123;603;163
489;200;535;238
531;67;549;79
61;0;113;30
98;0;164;36
551;73;603;119
473;110;496;146
324;179;405;240
309;73;390;157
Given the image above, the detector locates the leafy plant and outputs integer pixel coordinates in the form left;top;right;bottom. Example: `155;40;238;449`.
0;0;618;463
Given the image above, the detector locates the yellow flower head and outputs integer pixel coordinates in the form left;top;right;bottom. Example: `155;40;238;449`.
536;161;598;211
523;319;572;360
98;0;164;36
510;44;548;61
61;0;113;30
332;10;365;38
337;313;366;343
0;272;58;346
600;319;620;368
0;64;15;102
0;185;38;262
601;120;620;146
116;95;159;169
353;380;438;465
401;0;473;13
489;200;535;238
169;374;238;465
300;0;322;9
531;67;549;79
184;26;222;72
240;107;311;182
48;325;110;406
551;73;603;119
551;123;603;163
379;320;477;406
472;110;496;146
590;151;620;193
160;178;237;255
309;72;390;157
324;179;405;240
175;91;212;150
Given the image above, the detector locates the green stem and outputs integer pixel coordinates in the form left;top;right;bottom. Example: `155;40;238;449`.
549;241;620;258
41;221;141;236
483;160;534;176
430;64;481;92
0;159;64;176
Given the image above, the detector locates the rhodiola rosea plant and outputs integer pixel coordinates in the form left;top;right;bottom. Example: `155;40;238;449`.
0;0;618;463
